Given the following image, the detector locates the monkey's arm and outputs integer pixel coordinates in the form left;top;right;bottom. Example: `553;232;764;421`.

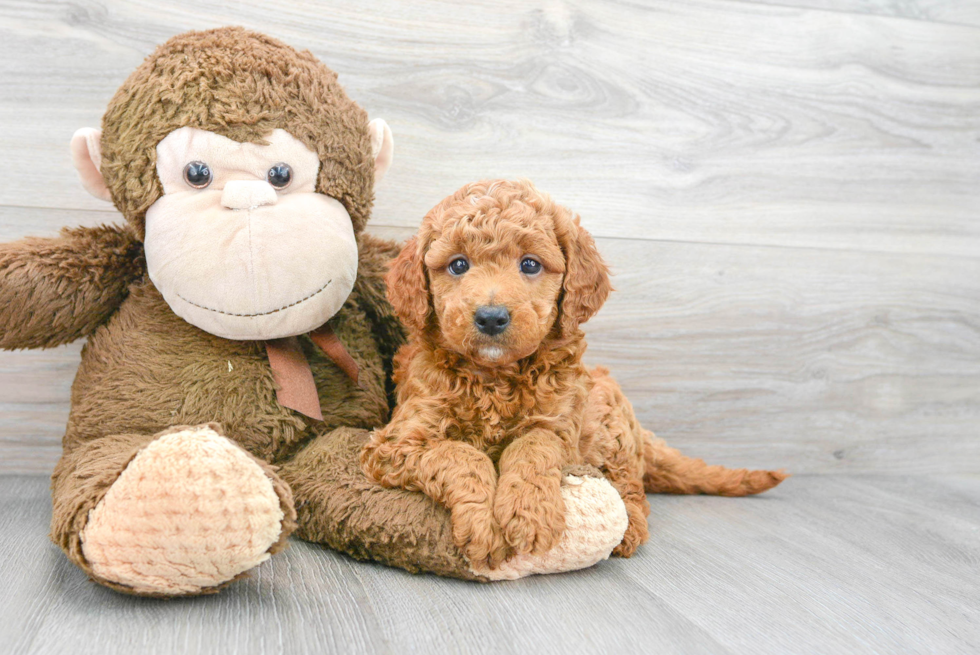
353;232;408;403
0;224;144;350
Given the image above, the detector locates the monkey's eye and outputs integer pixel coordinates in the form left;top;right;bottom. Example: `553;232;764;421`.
447;257;470;276
182;161;212;189
267;163;292;189
520;257;542;275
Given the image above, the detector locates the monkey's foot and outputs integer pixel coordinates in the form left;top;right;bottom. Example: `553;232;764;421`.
80;425;290;595
468;468;629;580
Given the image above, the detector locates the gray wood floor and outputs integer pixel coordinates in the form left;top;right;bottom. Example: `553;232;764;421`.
1;1;978;653
1;474;977;655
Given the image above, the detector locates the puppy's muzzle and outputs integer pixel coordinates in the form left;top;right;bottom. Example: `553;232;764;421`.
474;305;510;336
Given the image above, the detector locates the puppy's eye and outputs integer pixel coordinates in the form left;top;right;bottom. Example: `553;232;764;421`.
267;163;292;189
520;257;542;275
447;257;470;276
183;161;212;189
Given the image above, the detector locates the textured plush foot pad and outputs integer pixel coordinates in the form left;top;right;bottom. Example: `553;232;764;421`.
80;426;285;595
471;473;629;581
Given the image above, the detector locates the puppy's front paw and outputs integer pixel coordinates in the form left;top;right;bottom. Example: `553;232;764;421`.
494;472;566;556
451;503;509;569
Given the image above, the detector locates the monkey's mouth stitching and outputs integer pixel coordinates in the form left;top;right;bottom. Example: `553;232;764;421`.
176;279;333;317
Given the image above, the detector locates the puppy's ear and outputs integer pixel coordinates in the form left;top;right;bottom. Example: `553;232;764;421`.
385;235;430;333
557;214;611;337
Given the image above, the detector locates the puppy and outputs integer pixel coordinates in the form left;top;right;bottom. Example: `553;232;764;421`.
362;180;786;568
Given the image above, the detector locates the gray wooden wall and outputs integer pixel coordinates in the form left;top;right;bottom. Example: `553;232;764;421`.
1;0;978;475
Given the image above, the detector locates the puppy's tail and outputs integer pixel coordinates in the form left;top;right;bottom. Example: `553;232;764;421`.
642;433;787;496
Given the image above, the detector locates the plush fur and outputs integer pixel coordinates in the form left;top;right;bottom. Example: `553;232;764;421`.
362;180;788;568
45;230;399;593
100;28;376;238
0;225;143;350
0;28;397;595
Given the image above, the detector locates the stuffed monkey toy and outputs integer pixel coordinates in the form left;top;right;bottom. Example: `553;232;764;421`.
0;27;629;596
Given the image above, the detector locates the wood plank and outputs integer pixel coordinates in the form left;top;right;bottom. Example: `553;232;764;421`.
0;476;67;655
1;474;977;654
2;222;977;475
735;0;980;29
584;237;980;474
625;473;980;654
0;0;977;256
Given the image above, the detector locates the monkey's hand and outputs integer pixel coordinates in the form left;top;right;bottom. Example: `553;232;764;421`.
0;223;143;350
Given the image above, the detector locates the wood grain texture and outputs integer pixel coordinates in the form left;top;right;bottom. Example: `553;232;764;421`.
737;0;980;29
0;0;977;255
0;0;978;476
0;474;977;655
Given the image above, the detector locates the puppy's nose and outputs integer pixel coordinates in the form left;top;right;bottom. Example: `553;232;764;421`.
221;180;278;210
474;306;510;336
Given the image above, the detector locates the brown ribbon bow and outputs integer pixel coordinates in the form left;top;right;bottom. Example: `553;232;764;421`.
264;324;360;421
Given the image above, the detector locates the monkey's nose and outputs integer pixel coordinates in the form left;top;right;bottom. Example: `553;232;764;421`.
221;181;278;210
474;306;510;336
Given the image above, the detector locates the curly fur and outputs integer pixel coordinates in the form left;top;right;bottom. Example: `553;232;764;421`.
363;180;787;568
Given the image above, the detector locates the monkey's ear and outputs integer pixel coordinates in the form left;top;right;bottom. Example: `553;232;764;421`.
70;128;112;202
368;118;394;185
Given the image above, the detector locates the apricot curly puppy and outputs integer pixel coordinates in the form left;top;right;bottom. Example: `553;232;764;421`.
362;179;786;568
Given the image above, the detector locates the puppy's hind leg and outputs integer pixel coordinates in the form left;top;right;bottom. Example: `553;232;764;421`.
583;371;651;558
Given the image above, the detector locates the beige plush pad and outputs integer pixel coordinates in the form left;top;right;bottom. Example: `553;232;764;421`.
474;471;629;581
80;426;286;595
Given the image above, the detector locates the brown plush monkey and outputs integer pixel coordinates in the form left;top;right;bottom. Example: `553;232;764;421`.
0;28;628;596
